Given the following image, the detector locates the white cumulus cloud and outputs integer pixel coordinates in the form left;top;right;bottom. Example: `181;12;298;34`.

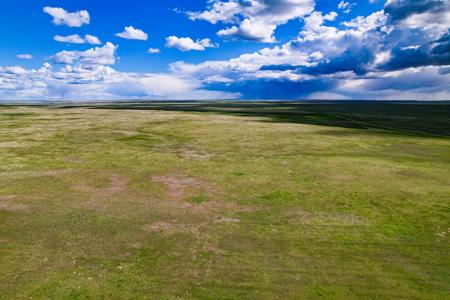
17;54;33;60
116;26;148;40
147;48;161;54
186;0;315;43
85;35;102;45
43;6;90;27
0;63;238;101
54;34;101;45
51;42;118;65
166;36;218;51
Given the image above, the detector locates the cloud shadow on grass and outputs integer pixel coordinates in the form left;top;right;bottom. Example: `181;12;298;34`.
55;100;450;137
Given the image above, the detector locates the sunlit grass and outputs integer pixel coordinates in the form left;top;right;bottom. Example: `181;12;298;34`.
0;103;449;299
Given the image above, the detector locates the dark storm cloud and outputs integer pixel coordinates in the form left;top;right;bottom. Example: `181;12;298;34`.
438;66;450;75
260;64;299;71
432;31;450;55
302;48;374;76
382;31;450;71
260;48;374;76
205;78;334;99
364;69;448;91
384;0;445;22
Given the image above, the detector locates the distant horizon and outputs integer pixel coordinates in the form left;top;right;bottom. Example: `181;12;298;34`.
2;99;450;105
0;0;449;101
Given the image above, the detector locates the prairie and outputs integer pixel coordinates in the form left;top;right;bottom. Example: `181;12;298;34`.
0;102;449;299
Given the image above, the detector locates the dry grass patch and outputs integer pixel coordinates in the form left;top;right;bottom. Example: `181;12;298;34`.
70;173;129;213
63;157;84;164
214;217;241;223
436;228;450;241
2;105;449;299
177;146;212;160
0;169;75;180
72;173;128;197
286;209;369;226
0;195;28;212
152;175;256;215
143;221;203;237
152;175;213;201
143;175;252;255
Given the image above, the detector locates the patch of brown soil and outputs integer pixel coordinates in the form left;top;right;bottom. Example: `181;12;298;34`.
214;216;240;223
0;196;28;212
146;175;259;256
41;170;75;177
152;175;256;214
201;239;224;255
144;221;174;233
152;175;211;200
73;174;128;197
143;221;202;237
0;141;27;148
0;195;18;200
104;174;128;195
72;174;129;213
177;147;212;160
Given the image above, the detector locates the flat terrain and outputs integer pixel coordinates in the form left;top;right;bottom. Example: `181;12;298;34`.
0;102;449;299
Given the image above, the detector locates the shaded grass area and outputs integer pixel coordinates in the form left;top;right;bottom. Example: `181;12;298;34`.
0;103;449;299
59;101;450;137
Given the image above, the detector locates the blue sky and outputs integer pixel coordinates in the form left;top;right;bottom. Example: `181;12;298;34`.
0;0;449;101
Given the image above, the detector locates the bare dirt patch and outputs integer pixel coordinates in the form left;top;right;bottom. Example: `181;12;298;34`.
0;195;18;200
0;195;28;212
152;175;255;214
73;174;128;197
144;175;255;255
143;221;174;233
177;146;212;160
41;170;76;177
145;175;259;255
71;173;129;213
214;217;240;223
143;221;203;237
152;175;212;201
103;174;128;195
0;141;29;148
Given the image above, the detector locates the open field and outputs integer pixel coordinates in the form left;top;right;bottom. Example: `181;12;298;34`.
0;102;449;299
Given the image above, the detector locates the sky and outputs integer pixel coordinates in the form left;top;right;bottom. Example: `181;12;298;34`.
0;0;449;101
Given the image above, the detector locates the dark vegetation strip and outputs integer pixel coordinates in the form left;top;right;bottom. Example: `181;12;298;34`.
49;101;450;137
1;101;449;137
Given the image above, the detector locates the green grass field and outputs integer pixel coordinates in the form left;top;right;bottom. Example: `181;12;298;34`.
1;102;449;299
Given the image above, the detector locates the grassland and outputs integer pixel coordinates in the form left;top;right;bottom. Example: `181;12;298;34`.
0;102;449;299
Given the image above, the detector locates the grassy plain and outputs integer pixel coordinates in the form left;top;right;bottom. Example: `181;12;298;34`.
0;102;449;299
